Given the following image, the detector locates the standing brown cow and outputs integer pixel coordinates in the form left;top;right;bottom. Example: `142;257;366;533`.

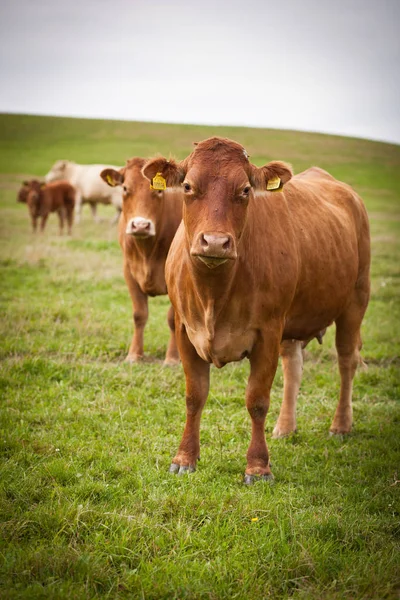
101;158;182;364
18;180;75;234
142;137;370;483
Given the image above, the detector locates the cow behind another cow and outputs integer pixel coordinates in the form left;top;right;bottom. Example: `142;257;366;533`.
142;137;371;483
101;158;182;364
18;179;75;234
45;160;123;223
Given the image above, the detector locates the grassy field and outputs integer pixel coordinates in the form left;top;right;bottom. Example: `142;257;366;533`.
0;113;399;599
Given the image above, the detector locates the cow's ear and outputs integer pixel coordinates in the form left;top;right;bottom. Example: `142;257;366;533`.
142;157;186;188
23;180;29;186
249;161;293;192
101;168;124;187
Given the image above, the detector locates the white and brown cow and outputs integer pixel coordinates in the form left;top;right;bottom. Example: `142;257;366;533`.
142;137;371;483
45;160;123;223
101;158;183;364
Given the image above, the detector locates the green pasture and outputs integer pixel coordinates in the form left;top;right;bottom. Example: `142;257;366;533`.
0;113;399;599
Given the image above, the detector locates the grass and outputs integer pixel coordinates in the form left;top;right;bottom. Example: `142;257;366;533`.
0;113;399;599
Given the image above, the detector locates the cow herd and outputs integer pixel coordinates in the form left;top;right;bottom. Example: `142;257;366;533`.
17;137;371;484
17;161;123;233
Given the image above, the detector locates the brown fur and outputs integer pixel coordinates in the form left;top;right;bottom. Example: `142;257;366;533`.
143;137;371;481
19;180;75;234
101;159;183;364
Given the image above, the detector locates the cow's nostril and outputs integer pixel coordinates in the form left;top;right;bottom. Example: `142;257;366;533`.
200;235;208;248
222;238;230;250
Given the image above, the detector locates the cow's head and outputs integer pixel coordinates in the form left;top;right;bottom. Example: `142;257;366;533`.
101;158;166;239
17;181;31;203
45;160;70;183
25;180;45;216
142;137;293;269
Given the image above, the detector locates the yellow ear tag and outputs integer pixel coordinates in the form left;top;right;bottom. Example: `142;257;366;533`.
150;172;166;190
106;174;117;187
267;176;281;191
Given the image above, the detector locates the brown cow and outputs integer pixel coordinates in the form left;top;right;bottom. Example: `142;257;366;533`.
19;180;75;234
101;158;182;364
142;137;370;484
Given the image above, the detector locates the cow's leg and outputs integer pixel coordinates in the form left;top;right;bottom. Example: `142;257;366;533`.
124;264;148;362
330;297;366;434
245;327;281;484
75;193;83;224
66;206;74;235
164;305;180;366
90;202;101;223
32;217;38;233
170;319;210;474
58;209;64;235
40;214;48;233
272;339;303;438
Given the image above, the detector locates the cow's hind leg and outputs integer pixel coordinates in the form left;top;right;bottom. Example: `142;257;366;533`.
164;305;180;366
331;297;366;434
273;339;303;438
58;208;65;235
40;214;48;233
66;206;74;235
90;202;101;223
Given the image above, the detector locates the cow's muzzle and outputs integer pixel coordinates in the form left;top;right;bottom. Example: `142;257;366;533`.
126;217;155;238
191;232;237;268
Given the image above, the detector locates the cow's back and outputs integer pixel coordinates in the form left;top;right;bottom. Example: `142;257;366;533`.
44;180;75;212
73;164;122;202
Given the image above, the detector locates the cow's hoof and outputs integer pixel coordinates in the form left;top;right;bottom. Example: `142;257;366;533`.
169;463;195;475
329;428;351;437
163;358;180;367
124;355;142;364
244;473;274;486
272;427;297;439
329;423;352;436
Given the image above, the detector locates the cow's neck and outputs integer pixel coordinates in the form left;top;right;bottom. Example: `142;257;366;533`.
187;247;239;324
127;235;158;261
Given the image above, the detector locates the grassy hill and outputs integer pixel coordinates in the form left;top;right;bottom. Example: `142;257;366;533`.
0;113;399;599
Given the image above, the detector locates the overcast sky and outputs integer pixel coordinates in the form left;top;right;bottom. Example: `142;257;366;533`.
0;0;399;144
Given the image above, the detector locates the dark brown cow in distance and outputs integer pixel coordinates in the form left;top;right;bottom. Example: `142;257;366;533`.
142;137;370;483
101;158;182;364
18;179;75;234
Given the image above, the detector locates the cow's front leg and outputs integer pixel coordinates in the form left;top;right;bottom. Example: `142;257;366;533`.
245;327;281;484
123;264;148;362
170;320;210;474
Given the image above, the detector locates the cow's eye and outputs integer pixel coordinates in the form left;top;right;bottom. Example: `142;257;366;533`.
183;182;192;193
243;186;251;195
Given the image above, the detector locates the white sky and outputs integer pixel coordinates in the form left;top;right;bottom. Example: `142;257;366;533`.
0;0;399;144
